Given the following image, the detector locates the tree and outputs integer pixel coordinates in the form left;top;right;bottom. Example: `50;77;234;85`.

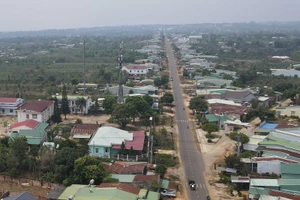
154;77;162;87
61;84;70;119
51;96;62;123
125;96;152;118
228;132;249;144
155;164;167;178
189;96;208;112
202;123;219;134
142;95;154;107
161;92;174;104
111;103;136;129
0;144;8;172
73;155;106;185
75;97;87;114
102;95;117;114
54;147;77;183
8;137;28;172
71;78;79;86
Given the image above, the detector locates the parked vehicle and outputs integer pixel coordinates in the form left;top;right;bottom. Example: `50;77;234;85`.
160;189;176;197
188;179;196;190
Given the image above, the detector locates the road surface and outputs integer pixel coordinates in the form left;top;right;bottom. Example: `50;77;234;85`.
165;38;208;200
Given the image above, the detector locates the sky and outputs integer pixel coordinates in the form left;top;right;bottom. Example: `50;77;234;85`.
1;0;300;31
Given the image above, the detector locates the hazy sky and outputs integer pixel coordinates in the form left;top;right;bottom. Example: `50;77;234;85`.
1;0;300;31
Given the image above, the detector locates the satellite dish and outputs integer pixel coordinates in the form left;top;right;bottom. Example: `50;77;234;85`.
89;188;93;193
68;196;73;200
89;179;95;185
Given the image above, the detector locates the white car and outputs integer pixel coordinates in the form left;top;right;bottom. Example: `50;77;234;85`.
160;189;176;197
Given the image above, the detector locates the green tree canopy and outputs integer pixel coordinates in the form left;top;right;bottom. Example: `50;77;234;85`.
189;96;208;112
102;95;117;114
111;103;136;129
161;92;174;104
125;96;152;118
202;123;219;134
61;84;70;119
228;132;250;144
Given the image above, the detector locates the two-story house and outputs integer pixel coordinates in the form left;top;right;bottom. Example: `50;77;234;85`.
0;98;24;115
54;95;92;114
16;100;54;123
122;65;148;76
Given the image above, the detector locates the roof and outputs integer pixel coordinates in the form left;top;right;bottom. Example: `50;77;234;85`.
205;114;228;123
71;123;99;135
3;192;37;200
103;163;146;174
207;99;242;107
160;179;169;189
248;187;271;195
252;157;297;164
112;131;145;151
124;65;148;70
209;103;245;115
0;98;19;103
258;122;278;130
97;183;140;195
281;163;300;175
223;90;252;100
250;179;279;187
10;129;47;145
146;191;160;200
231;176;250;183
111;174;136;182
133;175;159;182
269;190;300;200
259;135;300;151
54;95;91;100
46;186;66;199
246;135;267;145
10;119;40;130
58;184;85;200
74;187;138;200
259;146;300;159
18;100;53;112
279;179;300;186
88;126;133;147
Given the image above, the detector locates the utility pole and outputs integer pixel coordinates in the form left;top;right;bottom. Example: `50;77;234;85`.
150;135;154;164
117;42;124;104
83;38;86;96
237;132;241;157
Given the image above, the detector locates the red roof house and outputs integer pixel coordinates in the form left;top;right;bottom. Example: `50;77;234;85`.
9;119;40;134
97;183;140;195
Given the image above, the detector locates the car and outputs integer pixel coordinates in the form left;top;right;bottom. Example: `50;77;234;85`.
188;179;196;190
160;189;176;197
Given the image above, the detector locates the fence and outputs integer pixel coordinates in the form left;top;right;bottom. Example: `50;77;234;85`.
0;175;59;190
104;153;148;162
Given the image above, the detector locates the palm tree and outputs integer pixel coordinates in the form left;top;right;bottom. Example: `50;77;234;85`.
75;97;87;114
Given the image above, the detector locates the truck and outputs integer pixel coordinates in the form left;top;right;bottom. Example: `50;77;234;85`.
160;189;176;197
188;179;196;191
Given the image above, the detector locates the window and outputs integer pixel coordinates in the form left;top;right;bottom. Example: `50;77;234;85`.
9;109;13;113
26;114;29;119
1;109;4;113
130;70;132;73
105;148;109;153
95;148;99;153
291;111;296;115
32;114;37;119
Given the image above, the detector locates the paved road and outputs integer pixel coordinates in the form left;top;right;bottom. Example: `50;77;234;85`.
165;38;208;200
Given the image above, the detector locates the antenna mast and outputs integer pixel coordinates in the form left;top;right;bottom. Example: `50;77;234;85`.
117;41;124;104
83;38;86;96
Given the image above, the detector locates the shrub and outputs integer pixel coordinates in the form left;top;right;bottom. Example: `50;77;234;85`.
207;139;213;143
205;133;215;139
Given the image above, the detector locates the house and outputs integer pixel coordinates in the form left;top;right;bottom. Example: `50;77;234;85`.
258;96;270;107
16;100;54;123
222;89;256;103
107;85;158;96
71;123;99;141
88;127;145;158
3;191;37;200
276;106;300;117
0;97;24;115
9;119;41;135
281;163;300;179
243;135;267;151
10;123;48;146
55;95;92;114
47;186;66;200
57;184;159;200
122;65;148;76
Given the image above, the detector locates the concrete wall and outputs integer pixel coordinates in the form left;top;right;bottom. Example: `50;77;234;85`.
257;160;281;174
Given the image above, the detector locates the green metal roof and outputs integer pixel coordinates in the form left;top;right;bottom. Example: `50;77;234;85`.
250;179;279;187
145;191;160;200
10;129;46;145
138;189;148;198
205;114;228;123
160;179;169;189
281;163;300;175
259;135;300;151
279;179;300;186
74;187;138;200
248;187;271;195
262;151;300;162
35;123;49;130
58;184;85;200
111;174;135;183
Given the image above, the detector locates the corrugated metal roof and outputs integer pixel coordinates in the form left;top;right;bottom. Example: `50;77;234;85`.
145;191;160;200
249;187;271;195
161;179;169;189
250;179;279;187
259;135;300;151
111;174;136;183
279;179;300;186
281;163;300;175
58;184;85;200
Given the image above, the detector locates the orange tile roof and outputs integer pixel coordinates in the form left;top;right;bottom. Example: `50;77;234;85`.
103;163;146;174
10;119;40;129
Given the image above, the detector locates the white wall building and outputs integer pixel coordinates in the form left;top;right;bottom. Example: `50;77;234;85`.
55;95;92;114
122;65;148;76
17;100;54;123
0;98;24;115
